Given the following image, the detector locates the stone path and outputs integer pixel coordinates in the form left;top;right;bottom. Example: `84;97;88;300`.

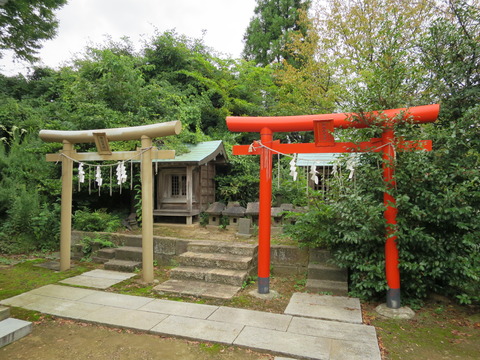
0;270;381;359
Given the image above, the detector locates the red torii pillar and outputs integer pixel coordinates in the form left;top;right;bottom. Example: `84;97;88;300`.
227;104;439;309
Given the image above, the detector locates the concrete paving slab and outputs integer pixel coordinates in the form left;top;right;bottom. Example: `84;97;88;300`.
284;293;362;324
154;279;240;299
0;306;9;321
330;338;381;360
33;261;61;271
234;326;331;360
80;291;154;310
0;293;45;308
29;284;96;301
139;299;218;319
151;315;244;345
59;276;124;289
82;306;168;331
0;318;32;348
23;297;105;320
288;316;377;343
208;306;293;331
80;269;137;281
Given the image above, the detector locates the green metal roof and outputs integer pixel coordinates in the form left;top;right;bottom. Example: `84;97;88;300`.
296;153;340;166
154;140;227;165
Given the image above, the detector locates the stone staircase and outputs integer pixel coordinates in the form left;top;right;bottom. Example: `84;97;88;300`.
154;240;258;300
306;249;348;296
96;238;142;272
0;306;32;348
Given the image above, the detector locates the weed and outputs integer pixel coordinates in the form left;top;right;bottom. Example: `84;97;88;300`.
294;278;307;291
242;276;257;289
199;343;224;353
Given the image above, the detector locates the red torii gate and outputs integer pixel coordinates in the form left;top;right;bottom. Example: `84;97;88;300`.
227;104;440;309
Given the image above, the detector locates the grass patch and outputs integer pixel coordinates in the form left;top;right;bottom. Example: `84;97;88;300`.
366;301;480;359
199;343;225;354
9;307;52;322
0;259;96;301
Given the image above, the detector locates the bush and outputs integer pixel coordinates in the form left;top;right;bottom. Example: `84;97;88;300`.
73;209;123;233
80;234;117;260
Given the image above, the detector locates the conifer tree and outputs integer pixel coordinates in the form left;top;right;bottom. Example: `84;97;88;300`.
242;0;311;67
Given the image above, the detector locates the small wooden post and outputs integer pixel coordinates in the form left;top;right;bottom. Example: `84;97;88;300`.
141;136;154;283
60;141;74;271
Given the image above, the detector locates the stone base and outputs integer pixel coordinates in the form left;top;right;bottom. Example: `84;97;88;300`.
248;289;281;300
375;303;415;319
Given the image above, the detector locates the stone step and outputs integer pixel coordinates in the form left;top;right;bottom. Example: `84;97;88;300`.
309;249;332;263
178;251;253;270
104;259;141;272
153;279;240;300
124;235;143;247
308;263;348;282
187;241;257;257
0;306;10;321
306;279;349;296
0;318;32;348
114;246;143;262
92;248;117;264
170;266;249;287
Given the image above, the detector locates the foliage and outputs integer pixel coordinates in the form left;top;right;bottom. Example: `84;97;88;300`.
0;130;60;253
216;153;259;206
287;0;480;305
73;209;123;233
243;0;312;67
80;234;116;260
0;0;67;61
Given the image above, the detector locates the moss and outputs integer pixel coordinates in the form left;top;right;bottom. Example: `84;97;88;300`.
0;259;95;301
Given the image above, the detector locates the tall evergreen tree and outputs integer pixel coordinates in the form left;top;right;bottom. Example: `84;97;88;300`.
242;0;311;67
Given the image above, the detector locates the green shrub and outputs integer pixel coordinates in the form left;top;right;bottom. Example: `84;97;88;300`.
73;209;122;232
80;235;117;260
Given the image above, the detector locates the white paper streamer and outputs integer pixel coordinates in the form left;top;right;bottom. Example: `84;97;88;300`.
116;161;127;185
309;165;319;185
78;163;85;183
95;166;103;187
289;154;298;181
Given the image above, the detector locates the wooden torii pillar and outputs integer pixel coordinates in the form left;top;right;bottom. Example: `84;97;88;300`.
40;121;182;283
227;104;439;309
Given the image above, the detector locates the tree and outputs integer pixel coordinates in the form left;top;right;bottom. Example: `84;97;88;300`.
243;0;312;67
284;0;480;305
0;0;67;61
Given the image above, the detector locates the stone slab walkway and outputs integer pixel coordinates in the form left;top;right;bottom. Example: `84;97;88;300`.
59;269;136;289
0;271;381;360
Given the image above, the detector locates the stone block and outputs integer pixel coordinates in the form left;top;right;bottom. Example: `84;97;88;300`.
153;237;176;255
271;245;309;266
237;218;251;236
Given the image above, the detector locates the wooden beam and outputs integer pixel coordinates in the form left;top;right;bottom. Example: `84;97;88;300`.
46;149;175;162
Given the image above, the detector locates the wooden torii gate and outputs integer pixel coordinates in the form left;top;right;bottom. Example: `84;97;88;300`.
227;104;439;309
40;121;181;283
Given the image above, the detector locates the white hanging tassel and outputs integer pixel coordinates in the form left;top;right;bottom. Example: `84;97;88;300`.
346;155;358;180
289;154;298;181
309;165;319;185
95;166;103;187
78;163;85;183
332;162;338;176
116;161;127;185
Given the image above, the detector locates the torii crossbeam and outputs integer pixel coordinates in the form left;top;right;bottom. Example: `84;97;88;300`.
40;121;182;283
227;104;439;309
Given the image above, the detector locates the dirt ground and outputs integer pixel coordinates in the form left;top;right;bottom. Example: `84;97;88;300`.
1;318;273;360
